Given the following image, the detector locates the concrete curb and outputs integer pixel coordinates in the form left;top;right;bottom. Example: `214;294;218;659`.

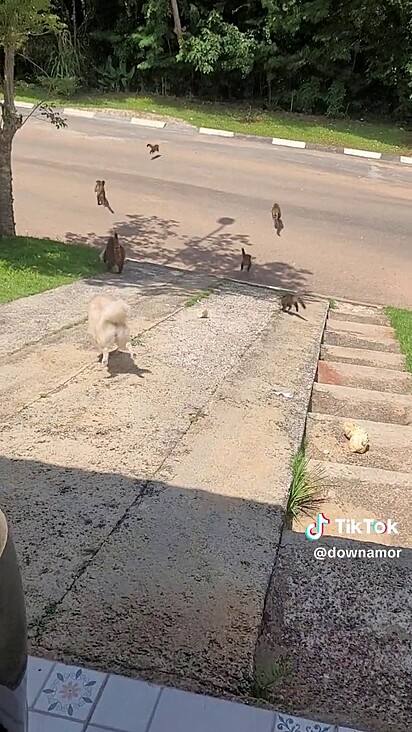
11;100;412;166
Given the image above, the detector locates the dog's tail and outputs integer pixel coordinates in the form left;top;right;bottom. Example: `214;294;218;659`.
102;299;130;325
241;247;246;257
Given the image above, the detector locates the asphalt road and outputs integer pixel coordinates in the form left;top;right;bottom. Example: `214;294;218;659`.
13;114;412;306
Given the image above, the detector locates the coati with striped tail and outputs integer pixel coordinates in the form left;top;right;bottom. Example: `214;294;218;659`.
281;293;306;313
271;202;284;236
240;247;252;272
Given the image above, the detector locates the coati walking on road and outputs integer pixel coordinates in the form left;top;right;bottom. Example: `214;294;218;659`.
271;202;284;236
240;247;252;272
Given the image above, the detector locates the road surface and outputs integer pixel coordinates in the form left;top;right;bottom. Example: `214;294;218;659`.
12;114;412;306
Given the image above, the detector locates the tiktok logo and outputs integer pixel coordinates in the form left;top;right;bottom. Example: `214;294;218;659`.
305;513;330;541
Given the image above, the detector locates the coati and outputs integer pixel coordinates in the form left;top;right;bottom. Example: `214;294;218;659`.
271;202;284;236
102;232;125;274
240;247;252;272
281;293;306;313
147;143;160;155
94;180;114;214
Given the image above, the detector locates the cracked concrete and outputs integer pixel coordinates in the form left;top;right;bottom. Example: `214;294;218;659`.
0;265;327;695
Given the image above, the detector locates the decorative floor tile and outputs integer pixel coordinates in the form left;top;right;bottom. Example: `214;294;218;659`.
147;687;276;732
29;711;84;731
89;674;162;732
33;662;107;721
27;657;56;707
274;713;335;732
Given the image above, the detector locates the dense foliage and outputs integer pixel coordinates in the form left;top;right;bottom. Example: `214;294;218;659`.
13;0;412;119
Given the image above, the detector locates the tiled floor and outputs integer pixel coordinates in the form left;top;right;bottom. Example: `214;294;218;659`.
27;656;363;732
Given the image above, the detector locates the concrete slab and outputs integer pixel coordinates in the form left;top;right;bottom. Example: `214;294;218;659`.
320;344;406;371
0;290;196;421
306;412;412;472
324;328;401;353
29;297;326;693
311;382;412;425
256;529;412;732
317;360;412;394
0;261;219;358
0;281;327;695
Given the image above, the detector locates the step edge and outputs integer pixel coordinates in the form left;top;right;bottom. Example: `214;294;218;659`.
307;459;412;482
312;381;412;402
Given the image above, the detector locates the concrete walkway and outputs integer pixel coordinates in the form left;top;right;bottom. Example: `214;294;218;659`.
0;264;327;697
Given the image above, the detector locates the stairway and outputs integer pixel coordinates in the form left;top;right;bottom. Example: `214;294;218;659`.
306;302;412;546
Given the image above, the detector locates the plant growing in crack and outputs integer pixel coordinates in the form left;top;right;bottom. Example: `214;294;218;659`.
251;657;290;700
185;288;215;307
286;449;326;527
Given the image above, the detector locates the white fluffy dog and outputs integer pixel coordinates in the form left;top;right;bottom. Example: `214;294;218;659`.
88;294;134;368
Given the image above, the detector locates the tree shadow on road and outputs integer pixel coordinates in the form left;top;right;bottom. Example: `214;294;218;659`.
65;212;312;293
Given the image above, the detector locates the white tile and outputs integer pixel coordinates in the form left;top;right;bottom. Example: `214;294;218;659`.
33;662;107;721
274;712;335;731
28;657;55;707
90;674;161;732
29;711;84;732
339;727;366;732
148;688;275;732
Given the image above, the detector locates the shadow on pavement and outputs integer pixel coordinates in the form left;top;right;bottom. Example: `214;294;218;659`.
65;212;312;292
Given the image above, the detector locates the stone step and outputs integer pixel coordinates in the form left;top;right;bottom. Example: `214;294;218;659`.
324;327;401;353
317;361;412;394
320;344;406;371
333;301;386;318
311;383;412;425
306;412;412;473
306;460;412;546
326;319;393;338
328;309;389;326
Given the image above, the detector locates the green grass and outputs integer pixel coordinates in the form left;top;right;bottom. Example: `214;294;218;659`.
385;307;412;373
328;298;337;310
185;288;214;307
251;657;290;700
286;450;326;525
0;236;102;303
15;84;412;155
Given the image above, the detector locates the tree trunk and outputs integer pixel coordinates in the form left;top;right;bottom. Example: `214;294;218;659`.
0;46;22;237
170;0;183;41
0;133;16;237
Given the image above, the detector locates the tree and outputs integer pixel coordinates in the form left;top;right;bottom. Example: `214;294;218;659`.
0;0;65;237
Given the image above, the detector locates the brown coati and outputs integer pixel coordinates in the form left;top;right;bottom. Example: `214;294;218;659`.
281;294;306;313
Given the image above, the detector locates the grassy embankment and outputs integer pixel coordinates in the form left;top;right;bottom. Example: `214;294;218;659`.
15;85;412;156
